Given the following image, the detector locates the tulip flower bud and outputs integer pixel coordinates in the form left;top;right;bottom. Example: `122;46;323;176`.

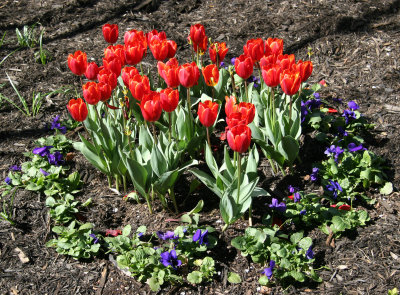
280;69;301;96
209;42;228;65
84;62;99;81
68;50;87;76
82;82;101;105
129;74;151;101
67;98;88;122
139;91;162;122
178;62;200;88
160;88;179;112
102;24;119;44
234;54;254;80
198;100;219;127
202;64;219;87
227;124;252;153
243;38;264;63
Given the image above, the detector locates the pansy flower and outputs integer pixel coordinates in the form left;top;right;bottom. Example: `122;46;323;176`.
348;101;359;111
160;249;182;270
192;229;209;246
325;180;342;199
4;177;11;185
33;146;53;157
310;167;319;182
342;109;356;124
48;115;67;134
9;165;21;171
89;233;99;244
261;260;276;280
324;145;344;163
40;168;50;176
157;230;179;240
269;198;286;212
348;143;366;152
48;151;64;166
306;246;314;259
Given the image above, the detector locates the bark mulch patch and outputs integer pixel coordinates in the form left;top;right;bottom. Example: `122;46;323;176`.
0;0;399;294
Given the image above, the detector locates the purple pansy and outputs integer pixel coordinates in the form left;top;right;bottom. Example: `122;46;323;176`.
325;180;342;199
157;231;179;241
288;185;301;202
192;229;209;246
313;92;320;99
49;115;67;134
348;143;367;152
9;165;21;171
347;101;359;111
33;146;53;157
40;168;50;176
342;109;356;124
4;177;12;185
48;151;64;166
306;246;314;259
300;209;307;215
230;57;236;65
324;145;344;162
89;233;99;244
160;249;182;270
261;260;276;280
310;167;319;182
337;126;348;137
269;198;286;212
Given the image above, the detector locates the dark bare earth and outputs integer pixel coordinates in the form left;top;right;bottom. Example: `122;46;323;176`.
0;0;399;294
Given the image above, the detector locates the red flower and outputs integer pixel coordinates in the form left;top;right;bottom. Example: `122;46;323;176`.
192;36;208;54
237;102;255;124
103;55;122;76
277;54;296;71
225;96;238;118
102;24;119;44
104;44;126;66
198;100;219;127
272;216;283;227
124;29;147;49
288;195;294;200
139;91;162;122
105;229;122;237
67;50;87;76
227;124;252;153
209;42;228;65
234;54;254;80
243;38;265;62
82;82;101;105
189;24;206;46
158;58;180;88
319;79;327;86
121;66;139;87
166;40;177;59
265;38;284;56
98;82;112;102
226;112;246;129
294;60;313;83
146;29;167;44
67;98;88;122
84;62;99;81
178;62;200;88
149;38;169;61
97;68;117;89
202;64;219;87
261;63;282;88
129;74;151;101
124;43;146;65
327;108;338;113
160;88;179;112
259;54;277;68
280;69;301;96
338;204;351;211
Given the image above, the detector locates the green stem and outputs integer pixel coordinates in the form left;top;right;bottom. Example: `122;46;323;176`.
244;80;248;102
206;127;211;149
145;193;153;214
236;152;241;203
122;175;127;193
248;204;253;227
169;188;178;214
222;223;229;232
107;175;112;188
187;87;193;140
271;87;275;130
152;122;158;145
289;95;293;127
168;112;172;143
230;71;237;98
115;175;119;192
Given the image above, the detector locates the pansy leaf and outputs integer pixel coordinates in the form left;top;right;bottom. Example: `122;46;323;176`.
227;272;242;284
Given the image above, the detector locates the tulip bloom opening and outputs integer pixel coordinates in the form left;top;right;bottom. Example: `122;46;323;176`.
67;98;88;122
102;24;119;44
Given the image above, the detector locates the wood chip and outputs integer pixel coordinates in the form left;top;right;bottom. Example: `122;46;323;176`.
14;247;29;264
337;265;348;270
95;266;108;295
390;252;398;260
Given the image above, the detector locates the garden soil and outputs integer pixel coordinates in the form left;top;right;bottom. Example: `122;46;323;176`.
0;0;400;294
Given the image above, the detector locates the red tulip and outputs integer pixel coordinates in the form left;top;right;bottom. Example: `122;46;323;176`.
102;24;119;44
129;74;151;101
225;96;238;118
226;112;246;129
327;108;338;113
243;38;264;62
139;91;162;122
67;50;87;76
149;38;169;61
103;56;122;76
97;68;117;89
146;29;167;44
121;66;139;87
124;29;147;49
98;82;112;102
294;60;313;82
259;54;277;68
160;88;179;112
124;43;146;65
166;40;177;59
178;62;200;88
280;69;301;96
277;54;296;71
192;36;208;54
338;204;351;211
189;24;206;47
158;58;180;88
202;64;219;87
209;42;229;65
261;63;282;88
67;98;88;122
237;102;255;124
234;54;254;80
104;44;126;65
82;82;101;105
198;100;219;128
265;38;284;56
227;124;252;153
84;62;99;81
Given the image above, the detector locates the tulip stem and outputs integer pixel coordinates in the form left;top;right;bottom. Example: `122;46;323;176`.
230;71;237;98
186;88;193;140
289;95;293;127
146;193;153;214
206;127;211;149
236;152;241;204
244;80;248;102
212;87;215;102
168;112;172;143
152;122;158;145
271;87;275;129
248;204;253;227
169;188;178;214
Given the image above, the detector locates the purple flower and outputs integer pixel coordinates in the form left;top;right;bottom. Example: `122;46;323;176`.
348;143;366;152
157;231;178;241
342;109;356;124
348;101;359;111
261;260;276;279
306;246;314;259
300;209;307;215
288;185;301;202
48;151;64;166
9;165;21;171
288;185;298;194
324;145;344;162
305;98;322;109
33;146;53;157
313;92;320;99
220;61;225;67
230;57;236;65
310;167;319;182
325;180;342;199
337;126;348;137
300;102;309;123
4;177;12;185
40;168;49;176
192;229;209;246
160;249;182;270
137;232;144;240
269;198;286;212
49;115;67;134
89;233;99;244
332;97;343;104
